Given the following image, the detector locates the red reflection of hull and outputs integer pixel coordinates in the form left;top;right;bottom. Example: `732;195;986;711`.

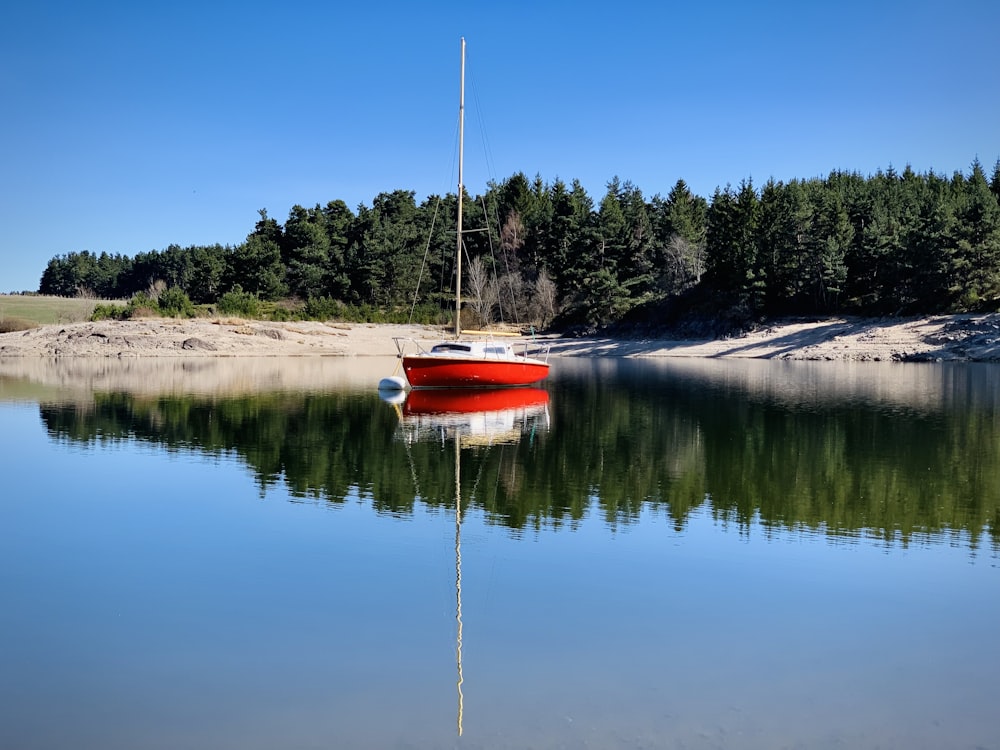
404;387;549;416
402;356;549;388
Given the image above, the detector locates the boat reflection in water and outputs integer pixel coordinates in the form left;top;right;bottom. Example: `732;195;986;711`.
397;387;550;446
383;387;551;736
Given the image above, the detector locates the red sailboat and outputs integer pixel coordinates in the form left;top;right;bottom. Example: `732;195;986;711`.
386;38;550;390
402;339;549;388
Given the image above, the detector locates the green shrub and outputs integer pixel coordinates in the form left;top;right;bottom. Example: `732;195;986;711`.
90;303;127;321
267;305;292;322
157;287;195;318
135;292;157;306
299;300;449;325
217;286;260;318
304;295;343;321
407;303;449;325
87;293;155;321
91;292;163;320
126;292;158;316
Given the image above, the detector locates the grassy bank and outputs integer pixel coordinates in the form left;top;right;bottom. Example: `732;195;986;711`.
0;294;124;328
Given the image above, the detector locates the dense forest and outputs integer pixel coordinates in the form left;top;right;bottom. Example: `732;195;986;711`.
38;159;1000;331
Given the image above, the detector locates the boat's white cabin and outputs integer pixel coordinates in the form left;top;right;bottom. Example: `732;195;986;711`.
429;341;516;358
392;335;550;363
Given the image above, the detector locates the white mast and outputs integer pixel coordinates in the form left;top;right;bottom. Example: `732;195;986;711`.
454;37;465;338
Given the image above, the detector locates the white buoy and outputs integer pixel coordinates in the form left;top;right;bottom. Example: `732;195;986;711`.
378;375;407;391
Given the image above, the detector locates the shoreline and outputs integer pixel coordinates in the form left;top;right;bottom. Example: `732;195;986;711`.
0;313;999;362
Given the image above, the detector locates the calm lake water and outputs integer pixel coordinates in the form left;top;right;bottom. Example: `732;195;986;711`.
1;357;998;750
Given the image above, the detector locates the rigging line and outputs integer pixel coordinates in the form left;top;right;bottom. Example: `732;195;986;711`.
461;52;527;330
458;235;491;332
478;194;507;327
478;193;522;328
466;58;499;191
468;62;517;328
432;90;464;313
407;195;444;325
497;198;523;327
465;439;499;508
393;404;424;501
465;52;526;328
488;446;506;514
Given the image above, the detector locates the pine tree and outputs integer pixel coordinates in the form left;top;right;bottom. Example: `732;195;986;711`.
953;160;1000;309
806;187;851;311
757;179;813;313
283;205;331;300
990;158;1000;205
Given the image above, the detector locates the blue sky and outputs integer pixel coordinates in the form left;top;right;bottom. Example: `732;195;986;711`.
2;0;997;293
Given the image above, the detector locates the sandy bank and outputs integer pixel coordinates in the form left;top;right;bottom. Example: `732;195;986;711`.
0;314;999;362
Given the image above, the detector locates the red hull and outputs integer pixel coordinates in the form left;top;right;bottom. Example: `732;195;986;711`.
402;356;549;388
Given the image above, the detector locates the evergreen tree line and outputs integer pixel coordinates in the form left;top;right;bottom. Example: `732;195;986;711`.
38;159;1000;328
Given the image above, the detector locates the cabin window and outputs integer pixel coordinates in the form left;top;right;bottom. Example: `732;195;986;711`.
431;343;472;353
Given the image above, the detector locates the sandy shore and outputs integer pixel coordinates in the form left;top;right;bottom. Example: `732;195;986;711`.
1;314;999;361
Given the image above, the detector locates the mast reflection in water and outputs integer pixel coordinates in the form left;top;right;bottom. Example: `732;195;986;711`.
386;386;551;736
